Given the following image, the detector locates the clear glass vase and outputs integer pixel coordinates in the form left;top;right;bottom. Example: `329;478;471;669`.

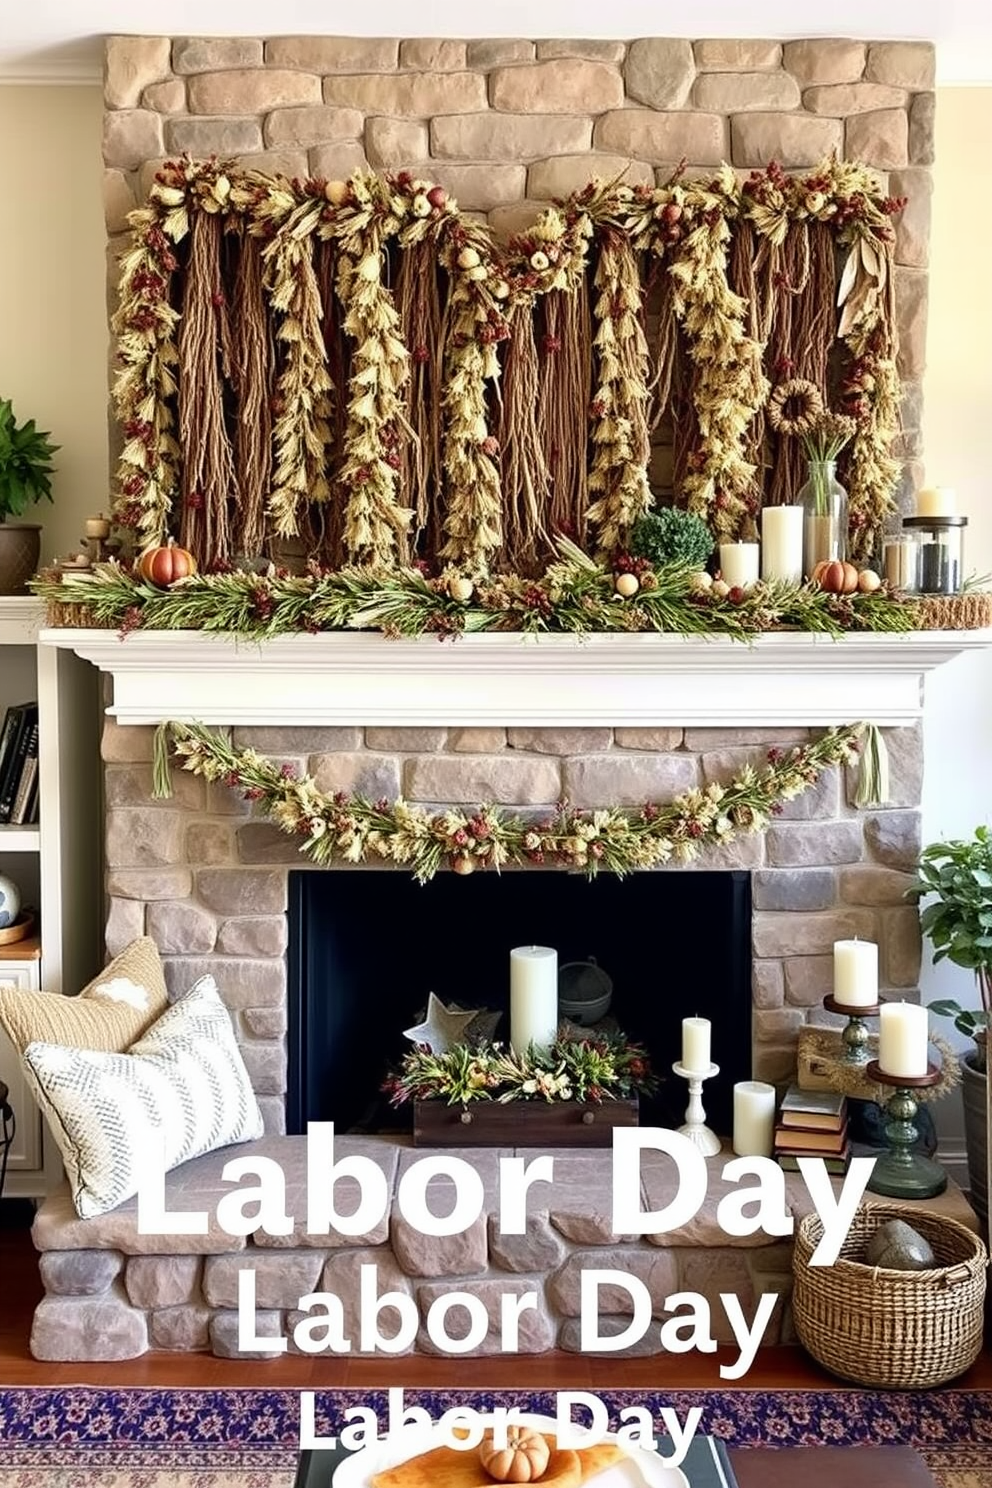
799;459;848;578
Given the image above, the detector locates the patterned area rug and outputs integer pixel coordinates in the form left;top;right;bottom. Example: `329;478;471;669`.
0;1388;989;1487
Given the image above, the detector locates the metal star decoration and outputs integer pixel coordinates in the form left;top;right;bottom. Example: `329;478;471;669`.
402;992;483;1053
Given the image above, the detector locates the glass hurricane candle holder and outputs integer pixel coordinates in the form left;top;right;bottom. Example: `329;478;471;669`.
902;515;967;595
883;535;920;592
800;459;848;577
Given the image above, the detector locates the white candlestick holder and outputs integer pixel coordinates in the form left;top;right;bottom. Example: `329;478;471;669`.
672;1061;722;1156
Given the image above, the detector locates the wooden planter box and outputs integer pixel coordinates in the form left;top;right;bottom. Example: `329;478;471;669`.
413;1097;639;1147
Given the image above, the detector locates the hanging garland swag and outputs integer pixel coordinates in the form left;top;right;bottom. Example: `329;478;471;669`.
153;720;882;883
113;157;904;571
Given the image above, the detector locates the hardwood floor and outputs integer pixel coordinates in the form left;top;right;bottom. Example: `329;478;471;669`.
2;1226;989;1390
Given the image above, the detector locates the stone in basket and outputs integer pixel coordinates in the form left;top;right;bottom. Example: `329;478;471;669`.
792;1202;987;1389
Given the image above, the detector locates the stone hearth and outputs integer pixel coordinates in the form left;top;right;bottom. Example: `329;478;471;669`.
29;1133;980;1360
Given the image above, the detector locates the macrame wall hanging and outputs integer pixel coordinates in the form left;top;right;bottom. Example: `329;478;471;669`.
112;156;903;575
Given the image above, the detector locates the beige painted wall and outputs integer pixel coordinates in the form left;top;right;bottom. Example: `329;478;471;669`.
0;85;106;565
924;86;992;571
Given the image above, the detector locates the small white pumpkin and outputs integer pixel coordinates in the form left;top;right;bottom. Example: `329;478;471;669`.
479;1427;551;1483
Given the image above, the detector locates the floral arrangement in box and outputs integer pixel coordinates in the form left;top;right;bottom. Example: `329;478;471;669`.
383;1033;658;1107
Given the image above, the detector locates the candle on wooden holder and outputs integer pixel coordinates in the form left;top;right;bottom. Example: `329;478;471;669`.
760;506;804;584
915;487;956;519
509;945;558;1054
85;513;112;540
833;939;878;1008
718;543;759;590
878;1001;930;1079
733;1081;776;1157
681;1015;712;1074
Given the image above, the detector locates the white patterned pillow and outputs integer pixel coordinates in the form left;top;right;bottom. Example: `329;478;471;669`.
21;975;264;1218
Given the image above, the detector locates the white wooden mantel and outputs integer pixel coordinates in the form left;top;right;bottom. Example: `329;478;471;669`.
37;627;992;727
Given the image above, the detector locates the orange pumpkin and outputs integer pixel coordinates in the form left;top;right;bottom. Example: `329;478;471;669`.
138;539;198;587
811;559;859;594
479;1428;551;1483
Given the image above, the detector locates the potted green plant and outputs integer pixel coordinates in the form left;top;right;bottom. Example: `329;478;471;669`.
0;397;58;594
910;825;992;1222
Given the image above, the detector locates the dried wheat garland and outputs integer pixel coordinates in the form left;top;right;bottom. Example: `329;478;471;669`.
112;157;904;570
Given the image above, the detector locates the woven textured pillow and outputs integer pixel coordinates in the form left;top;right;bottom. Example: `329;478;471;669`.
0;936;168;1055
21;975;263;1218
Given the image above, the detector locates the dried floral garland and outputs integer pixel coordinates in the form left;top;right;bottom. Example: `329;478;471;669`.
32;542;916;641
151;718;868;881
112;156;903;570
384;1035;658;1108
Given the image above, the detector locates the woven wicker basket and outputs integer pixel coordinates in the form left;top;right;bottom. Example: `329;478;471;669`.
793;1203;988;1389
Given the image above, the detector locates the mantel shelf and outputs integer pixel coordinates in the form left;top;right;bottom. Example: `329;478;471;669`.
38;627;992;727
0;595;44;645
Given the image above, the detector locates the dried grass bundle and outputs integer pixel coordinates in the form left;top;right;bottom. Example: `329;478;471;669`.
230;229;272;559
178;209;238;564
498;299;552;571
539;287;591;547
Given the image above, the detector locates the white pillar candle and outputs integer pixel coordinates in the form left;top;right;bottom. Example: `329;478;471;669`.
510;945;558;1054
878;1001;930;1079
916;486;957;518
681;1016;712;1074
833;939;879;1008
760;506;804;584
733;1081;777;1158
719;542;760;590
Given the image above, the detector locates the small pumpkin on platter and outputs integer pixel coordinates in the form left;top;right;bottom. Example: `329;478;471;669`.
137;538;198;587
479;1426;551;1483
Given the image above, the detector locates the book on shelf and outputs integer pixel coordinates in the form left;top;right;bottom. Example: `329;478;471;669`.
774;1122;848;1156
0;703;29;797
10;721;39;825
0;702;39;824
778;1147;851;1176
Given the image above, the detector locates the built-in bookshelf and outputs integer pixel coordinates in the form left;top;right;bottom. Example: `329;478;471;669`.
0;595;103;1197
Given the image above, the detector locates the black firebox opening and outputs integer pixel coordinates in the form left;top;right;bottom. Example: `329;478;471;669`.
287;869;752;1140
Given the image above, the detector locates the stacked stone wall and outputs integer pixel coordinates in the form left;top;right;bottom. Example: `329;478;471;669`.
102;34;934;517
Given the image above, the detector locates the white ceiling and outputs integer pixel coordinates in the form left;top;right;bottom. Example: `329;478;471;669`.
1;0;991;84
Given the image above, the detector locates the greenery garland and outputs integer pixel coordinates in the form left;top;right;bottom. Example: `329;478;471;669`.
151;718;868;882
33;542;916;641
112;156;903;566
383;1034;659;1108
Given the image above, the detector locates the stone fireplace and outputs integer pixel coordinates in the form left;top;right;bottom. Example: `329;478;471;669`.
31;627;988;1361
94;28;942;1125
98;704;923;1137
27;31;975;1362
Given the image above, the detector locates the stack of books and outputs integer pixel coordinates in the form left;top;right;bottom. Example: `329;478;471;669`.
0;701;40;826
774;1084;849;1174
